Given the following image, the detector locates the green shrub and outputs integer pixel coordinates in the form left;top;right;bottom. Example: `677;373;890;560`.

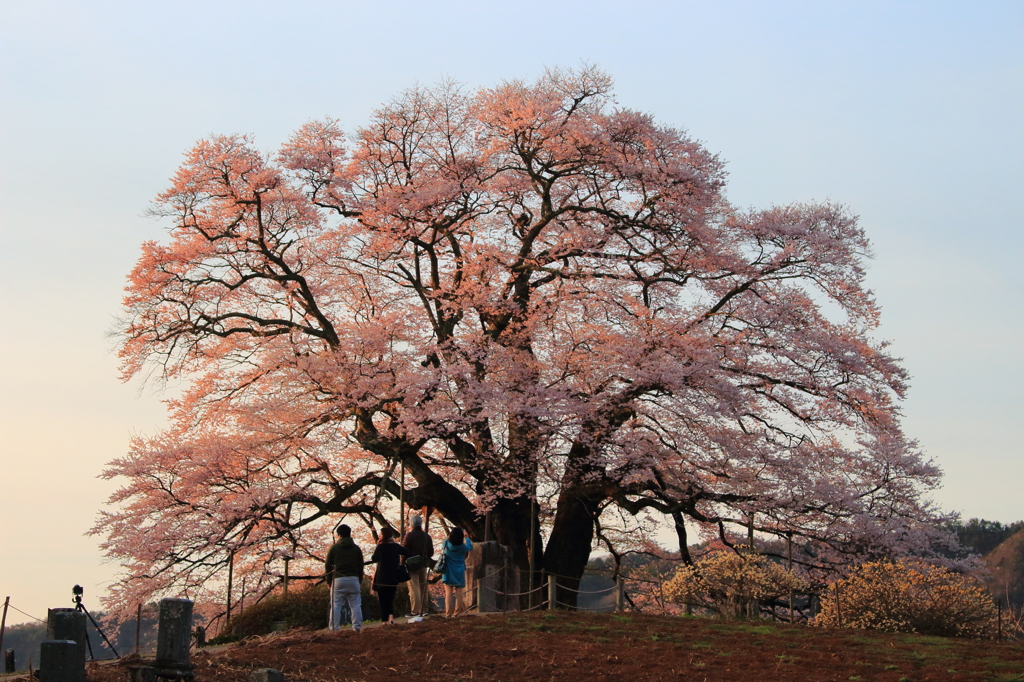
227;584;330;637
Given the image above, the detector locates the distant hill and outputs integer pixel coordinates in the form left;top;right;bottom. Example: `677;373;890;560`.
983;527;1024;609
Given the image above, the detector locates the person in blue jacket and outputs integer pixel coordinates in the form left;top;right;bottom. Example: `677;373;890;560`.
440;527;473;617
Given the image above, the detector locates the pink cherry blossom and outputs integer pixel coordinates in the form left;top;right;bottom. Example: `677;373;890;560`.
95;67;950;617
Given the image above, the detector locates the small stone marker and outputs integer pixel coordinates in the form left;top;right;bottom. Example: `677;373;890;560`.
39;640;85;682
46;608;87;664
250;668;285;682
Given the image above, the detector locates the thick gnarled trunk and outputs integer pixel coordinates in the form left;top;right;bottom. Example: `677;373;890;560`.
543;484;603;609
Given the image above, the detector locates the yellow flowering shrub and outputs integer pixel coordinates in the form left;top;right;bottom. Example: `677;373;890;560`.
663;549;807;619
815;560;997;638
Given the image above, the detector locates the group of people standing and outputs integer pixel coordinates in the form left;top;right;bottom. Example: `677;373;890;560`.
323;515;475;631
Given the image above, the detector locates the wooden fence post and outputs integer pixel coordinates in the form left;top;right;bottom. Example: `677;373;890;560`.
225;551;235;631
399;461;406;539
135;603;142;654
787;532;794;624
616;577;625;613
528;499;536;611
547;574;556;611
0;596;9;660
835;583;842;628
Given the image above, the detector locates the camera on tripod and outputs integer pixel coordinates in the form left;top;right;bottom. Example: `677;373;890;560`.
68;584;119;660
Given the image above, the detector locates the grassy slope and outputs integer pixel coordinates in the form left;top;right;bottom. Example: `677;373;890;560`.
85;610;1024;682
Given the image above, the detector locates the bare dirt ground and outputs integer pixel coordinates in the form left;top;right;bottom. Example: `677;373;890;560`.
82;611;1023;682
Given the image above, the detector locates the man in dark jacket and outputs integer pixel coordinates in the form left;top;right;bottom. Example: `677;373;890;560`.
402;515;434;617
325;524;364;631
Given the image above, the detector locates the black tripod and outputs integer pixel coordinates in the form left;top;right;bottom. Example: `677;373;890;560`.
72;585;119;660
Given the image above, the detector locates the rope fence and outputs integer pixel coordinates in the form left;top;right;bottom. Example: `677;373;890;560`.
7;603;45;624
466;569;828;624
546;578;620;613
565;585;618;596
555;601;616;611
483;584;547;598
469;571;627;614
526;568;826;623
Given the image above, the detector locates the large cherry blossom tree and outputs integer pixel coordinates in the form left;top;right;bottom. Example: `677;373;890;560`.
95;67;946;614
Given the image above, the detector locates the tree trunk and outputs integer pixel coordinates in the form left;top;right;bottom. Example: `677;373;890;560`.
489;496;531;565
543;484;603;609
488;496;544;609
672;510;694;565
540;405;634;608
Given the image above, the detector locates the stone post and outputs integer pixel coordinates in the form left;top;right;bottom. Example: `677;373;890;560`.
484;564;504;612
39;640;85;682
46;608;86;664
156;598;194;669
251;669;285;682
466;541;518;613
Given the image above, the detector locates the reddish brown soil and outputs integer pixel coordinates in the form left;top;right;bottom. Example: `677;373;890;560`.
85;611;1023;682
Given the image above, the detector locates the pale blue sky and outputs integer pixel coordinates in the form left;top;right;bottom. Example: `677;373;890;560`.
1;0;1021;624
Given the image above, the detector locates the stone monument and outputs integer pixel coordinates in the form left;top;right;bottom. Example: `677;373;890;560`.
39;640;85;682
128;598;195;681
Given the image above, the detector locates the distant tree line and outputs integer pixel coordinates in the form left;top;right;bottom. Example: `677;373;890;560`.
946;518;1024;557
0;610;158;673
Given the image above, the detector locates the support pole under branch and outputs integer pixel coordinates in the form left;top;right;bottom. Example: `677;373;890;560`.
225;551;234;633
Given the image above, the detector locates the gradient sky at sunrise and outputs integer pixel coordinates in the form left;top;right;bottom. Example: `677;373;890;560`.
1;0;1021;625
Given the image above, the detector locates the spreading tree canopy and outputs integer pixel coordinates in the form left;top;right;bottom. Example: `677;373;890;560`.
95;67;945;614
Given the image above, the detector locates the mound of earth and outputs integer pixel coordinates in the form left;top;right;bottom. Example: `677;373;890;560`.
83;611;1023;682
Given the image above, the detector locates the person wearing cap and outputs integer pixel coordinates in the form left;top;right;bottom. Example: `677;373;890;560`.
403;515;434;618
